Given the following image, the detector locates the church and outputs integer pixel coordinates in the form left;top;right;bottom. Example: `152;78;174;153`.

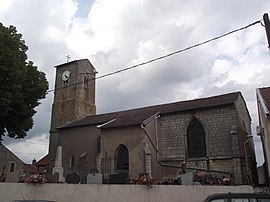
48;59;257;185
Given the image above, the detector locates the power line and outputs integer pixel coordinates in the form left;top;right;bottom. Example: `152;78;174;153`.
47;19;262;94
4;140;49;146
12;151;46;155
21;140;49;145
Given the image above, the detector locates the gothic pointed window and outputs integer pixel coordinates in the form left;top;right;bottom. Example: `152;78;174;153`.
187;118;206;158
115;144;129;171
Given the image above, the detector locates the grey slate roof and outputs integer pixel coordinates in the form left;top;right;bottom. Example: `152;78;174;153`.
59;91;242;129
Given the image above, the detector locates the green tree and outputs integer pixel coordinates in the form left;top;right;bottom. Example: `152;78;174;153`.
0;23;48;141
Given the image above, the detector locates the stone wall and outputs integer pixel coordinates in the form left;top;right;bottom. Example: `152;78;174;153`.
157;100;252;185
60;125;100;183
159;106;236;161
0;144;24;182
0;183;253;202
101;126;147;178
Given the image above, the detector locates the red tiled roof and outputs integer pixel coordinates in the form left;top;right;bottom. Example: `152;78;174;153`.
35;154;48;166
59;91;242;129
257;87;270;116
23;164;37;173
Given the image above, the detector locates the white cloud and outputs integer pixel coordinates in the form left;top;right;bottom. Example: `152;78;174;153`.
0;0;16;13
5;134;49;164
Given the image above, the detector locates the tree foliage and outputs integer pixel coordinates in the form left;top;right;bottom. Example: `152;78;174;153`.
0;23;48;141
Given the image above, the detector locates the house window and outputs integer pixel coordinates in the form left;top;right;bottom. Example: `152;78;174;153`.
187;118;206;158
10;162;15;172
115;144;129;171
69;155;75;168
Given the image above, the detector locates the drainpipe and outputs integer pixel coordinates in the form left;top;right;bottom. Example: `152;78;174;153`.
141;114;233;175
141;114;181;169
244;135;253;185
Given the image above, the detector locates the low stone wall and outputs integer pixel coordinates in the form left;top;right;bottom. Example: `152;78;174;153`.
0;183;253;202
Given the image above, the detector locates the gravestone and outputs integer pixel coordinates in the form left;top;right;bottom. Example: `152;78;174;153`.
48;172;59;183
87;173;103;184
66;172;80;184
139;173;149;177
180;172;193;185
109;172;128;184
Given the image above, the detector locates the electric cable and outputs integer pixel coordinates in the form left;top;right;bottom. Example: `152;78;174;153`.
47;19;262;94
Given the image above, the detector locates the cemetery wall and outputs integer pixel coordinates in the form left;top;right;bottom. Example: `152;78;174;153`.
0;183;253;202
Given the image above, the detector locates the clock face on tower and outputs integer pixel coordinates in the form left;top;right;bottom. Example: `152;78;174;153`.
62;70;70;81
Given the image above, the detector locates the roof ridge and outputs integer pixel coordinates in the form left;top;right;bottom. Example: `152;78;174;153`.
95;91;241;116
54;58;90;67
0;144;25;164
258;86;270;90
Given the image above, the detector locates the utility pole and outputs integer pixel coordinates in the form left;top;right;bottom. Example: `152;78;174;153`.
263;13;270;50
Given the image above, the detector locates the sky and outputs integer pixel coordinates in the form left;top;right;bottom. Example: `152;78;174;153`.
0;0;269;166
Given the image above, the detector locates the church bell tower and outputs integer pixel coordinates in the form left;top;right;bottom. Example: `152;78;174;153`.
48;59;97;173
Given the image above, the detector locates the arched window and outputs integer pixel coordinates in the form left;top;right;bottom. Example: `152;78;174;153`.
115;144;129;171
187;118;206;158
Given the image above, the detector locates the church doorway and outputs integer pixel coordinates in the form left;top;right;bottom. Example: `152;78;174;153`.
115;144;129;172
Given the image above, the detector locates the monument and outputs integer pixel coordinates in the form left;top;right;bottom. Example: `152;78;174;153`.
52;146;65;182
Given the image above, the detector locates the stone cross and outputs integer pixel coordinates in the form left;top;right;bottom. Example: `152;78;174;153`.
66;55;71;62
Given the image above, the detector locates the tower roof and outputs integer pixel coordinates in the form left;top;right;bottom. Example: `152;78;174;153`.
55;59;92;67
54;59;97;73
